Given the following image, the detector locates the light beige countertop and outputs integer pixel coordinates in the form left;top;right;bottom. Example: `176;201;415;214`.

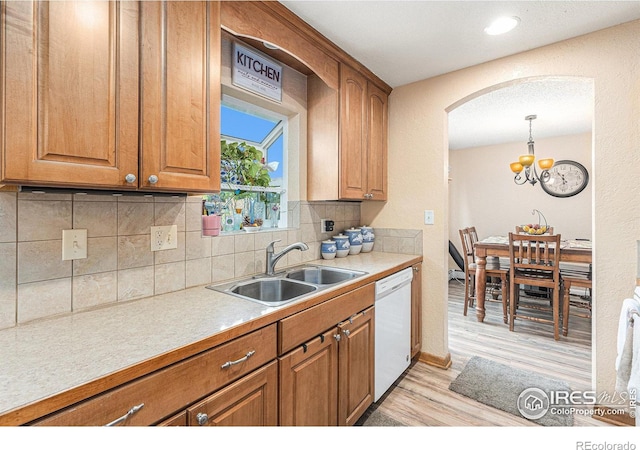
0;252;421;425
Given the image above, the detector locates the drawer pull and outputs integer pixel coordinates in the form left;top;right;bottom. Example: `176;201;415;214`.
220;350;255;369
104;403;144;427
196;412;209;426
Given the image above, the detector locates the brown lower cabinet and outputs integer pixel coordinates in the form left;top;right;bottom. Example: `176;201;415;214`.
186;361;278;426
279;305;374;426
411;262;423;358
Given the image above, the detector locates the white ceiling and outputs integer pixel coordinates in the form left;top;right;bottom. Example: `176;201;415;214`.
280;1;640;148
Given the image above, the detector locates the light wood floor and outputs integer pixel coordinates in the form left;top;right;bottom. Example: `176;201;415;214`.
370;279;609;426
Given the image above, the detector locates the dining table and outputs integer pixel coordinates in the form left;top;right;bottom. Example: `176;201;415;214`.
473;235;592;322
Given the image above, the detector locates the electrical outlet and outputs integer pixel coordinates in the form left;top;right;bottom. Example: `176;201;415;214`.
320;219;335;234
151;225;178;251
62;229;88;260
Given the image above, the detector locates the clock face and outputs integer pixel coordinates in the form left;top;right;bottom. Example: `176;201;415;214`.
540;160;589;198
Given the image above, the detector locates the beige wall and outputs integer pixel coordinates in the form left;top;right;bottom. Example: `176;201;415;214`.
449;132;593;265
362;20;640;395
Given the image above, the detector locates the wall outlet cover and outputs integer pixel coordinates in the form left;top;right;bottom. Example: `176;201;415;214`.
151;225;178;251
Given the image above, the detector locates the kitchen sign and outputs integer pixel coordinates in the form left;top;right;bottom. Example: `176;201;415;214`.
232;42;282;103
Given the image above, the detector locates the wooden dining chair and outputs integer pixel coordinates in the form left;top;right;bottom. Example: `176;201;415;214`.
561;264;592;336
508;232;563;340
459;227;509;323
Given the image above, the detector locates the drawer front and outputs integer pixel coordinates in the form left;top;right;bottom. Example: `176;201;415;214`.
278;283;374;355
33;324;277;426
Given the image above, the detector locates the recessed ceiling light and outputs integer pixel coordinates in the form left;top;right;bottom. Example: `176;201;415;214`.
484;16;520;35
263;42;279;50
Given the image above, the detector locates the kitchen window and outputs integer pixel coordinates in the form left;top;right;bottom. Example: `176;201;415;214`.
219;95;288;229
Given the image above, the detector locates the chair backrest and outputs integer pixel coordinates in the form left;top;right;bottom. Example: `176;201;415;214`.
508;232;561;282
467;226;479;249
458;228;474;272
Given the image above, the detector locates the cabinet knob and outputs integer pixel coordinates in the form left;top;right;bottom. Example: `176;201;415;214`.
343;329;350;337
333;334;341;342
196;412;209;426
125;174;136;184
363;193;373;199
148;175;159;184
413;266;420;272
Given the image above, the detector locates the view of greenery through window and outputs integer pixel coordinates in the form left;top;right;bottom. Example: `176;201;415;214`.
220;103;284;183
216;98;288;230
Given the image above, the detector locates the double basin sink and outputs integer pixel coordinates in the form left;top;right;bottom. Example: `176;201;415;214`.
207;265;367;307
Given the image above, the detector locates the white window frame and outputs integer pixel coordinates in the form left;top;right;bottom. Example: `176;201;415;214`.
221;94;288;228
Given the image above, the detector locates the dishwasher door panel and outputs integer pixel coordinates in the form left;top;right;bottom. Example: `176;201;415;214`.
374;282;411;402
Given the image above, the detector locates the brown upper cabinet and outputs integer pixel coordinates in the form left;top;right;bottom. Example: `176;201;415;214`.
1;1;220;193
339;64;388;201
308;65;388;201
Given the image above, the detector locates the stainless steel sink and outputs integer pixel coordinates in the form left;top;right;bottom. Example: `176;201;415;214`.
207;265;366;307
285;266;366;285
208;278;317;307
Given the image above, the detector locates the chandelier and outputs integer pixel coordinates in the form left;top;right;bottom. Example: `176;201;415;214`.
509;115;554;186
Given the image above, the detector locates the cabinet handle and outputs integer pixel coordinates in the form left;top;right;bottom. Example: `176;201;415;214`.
343;329;350;337
363;193;373;199
196;412;209;426
125;173;136;184
333;334;341;342
104;403;144;427
148;175;159;184
220;350;255;369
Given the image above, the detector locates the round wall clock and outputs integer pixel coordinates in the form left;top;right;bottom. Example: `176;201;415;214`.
540;160;589;198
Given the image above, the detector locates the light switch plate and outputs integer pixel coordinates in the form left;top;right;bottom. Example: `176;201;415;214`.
424;210;435;225
62;229;88;260
151;225;178;251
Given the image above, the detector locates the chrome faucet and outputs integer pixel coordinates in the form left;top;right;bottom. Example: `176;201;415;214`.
265;240;309;276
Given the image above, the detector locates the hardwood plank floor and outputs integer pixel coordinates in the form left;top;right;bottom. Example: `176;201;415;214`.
367;279;609;427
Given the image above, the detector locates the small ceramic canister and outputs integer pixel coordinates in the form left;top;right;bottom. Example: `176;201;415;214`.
345;227;363;255
321;240;337;260
333;234;350;258
360;226;375;253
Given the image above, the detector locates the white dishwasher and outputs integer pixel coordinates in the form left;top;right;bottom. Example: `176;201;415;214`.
374;267;413;402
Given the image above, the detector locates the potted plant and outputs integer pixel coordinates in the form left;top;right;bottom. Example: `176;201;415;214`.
220;140;271;188
221;141;272;229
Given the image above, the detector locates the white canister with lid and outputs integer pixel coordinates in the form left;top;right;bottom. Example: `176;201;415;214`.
333;234;350;258
360;225;375;252
345;227;363;255
321;240;337;260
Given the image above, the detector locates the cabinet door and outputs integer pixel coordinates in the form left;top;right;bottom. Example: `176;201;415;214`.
279;328;339;426
1;1;139;188
338;306;374;426
140;1;221;192
339;64;367;200
366;82;388;201
411;263;422;358
187;361;278;426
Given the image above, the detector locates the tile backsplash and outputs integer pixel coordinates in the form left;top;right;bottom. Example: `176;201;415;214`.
0;192;422;330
